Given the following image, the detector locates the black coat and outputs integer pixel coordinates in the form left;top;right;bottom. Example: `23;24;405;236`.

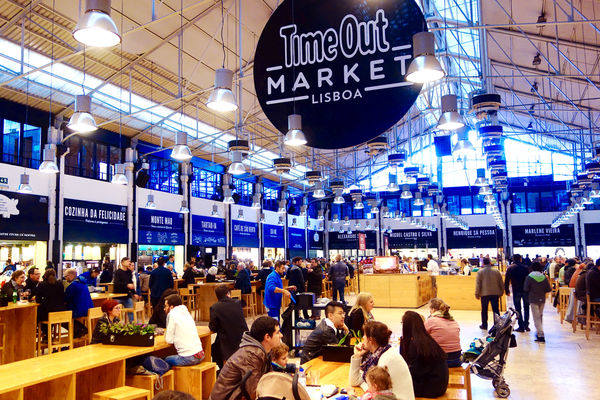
347;308;366;336
36;282;66;322
182;268;196;286
209;297;248;368
306;266;323;296
300;320;346;364
405;345;449;398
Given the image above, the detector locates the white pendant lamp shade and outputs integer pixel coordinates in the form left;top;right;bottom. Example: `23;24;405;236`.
354;201;364;210
414;192;424;206
39;146;59;173
453;128;475;159
400;185;413;199
223;189;235;204
111;163;128;185
146;194;156;209
333;190;345;204
67;95;97;133
211;205;219;216
228;151;246;175
251;194;261;209
478;185;492;196
284;114;307;146
179;200;190;214
206;68;237;112
406;32;445;84
387;181;400;192
171;131;192;161
474;168;488;186
73;0;121;47
438;94;464;131
313;181;325;199
17;173;32;193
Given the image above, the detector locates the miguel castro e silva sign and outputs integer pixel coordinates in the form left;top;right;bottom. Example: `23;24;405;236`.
254;0;426;149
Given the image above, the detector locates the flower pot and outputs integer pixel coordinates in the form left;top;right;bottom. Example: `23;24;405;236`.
103;333;155;347
322;345;354;363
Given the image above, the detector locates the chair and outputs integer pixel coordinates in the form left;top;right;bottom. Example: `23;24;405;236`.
126;369;174;397
558;287;571;324
241;286;257;318
179;288;194;314
37;310;73;356
92;386;151;400
448;365;472;400
122;301;146;324
0;323;6;364
74;306;104;347
585;294;600;340
230;289;242;300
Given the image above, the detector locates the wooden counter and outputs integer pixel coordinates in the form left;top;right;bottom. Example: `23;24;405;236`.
361;273;433;308
89;293;126;307
193;279;264;321
436;274;506;311
0;326;212;400
302;356;362;394
0;303;37;364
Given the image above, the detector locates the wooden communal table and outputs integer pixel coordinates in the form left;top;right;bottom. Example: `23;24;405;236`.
301;356;362;395
192;281;235;322
89;292;127;308
0;302;38;364
0;326;212;400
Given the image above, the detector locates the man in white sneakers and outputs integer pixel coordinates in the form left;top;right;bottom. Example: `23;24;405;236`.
164;293;204;366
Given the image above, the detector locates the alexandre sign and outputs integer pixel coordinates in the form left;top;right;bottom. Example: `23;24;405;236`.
254;0;426;149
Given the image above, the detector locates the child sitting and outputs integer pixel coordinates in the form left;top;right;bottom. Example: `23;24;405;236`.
271;343;296;374
360;366;397;400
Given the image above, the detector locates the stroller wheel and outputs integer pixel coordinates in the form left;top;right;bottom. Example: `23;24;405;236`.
492;378;500;389
495;383;510;398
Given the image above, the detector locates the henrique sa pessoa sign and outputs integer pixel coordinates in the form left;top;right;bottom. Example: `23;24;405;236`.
254;0;426;149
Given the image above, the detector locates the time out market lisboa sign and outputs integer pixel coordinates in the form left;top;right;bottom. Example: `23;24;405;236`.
254;0;427;149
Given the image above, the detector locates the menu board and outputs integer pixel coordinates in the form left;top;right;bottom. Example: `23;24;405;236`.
446;227;502;249
512;225;575;247
388;229;438;249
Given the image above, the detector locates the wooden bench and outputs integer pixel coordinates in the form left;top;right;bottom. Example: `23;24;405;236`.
172;361;217;400
125;370;174;397
448;365;472;400
92;386;151;400
415;388;468;400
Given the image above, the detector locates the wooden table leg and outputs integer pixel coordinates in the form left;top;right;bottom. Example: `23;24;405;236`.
0;304;37;364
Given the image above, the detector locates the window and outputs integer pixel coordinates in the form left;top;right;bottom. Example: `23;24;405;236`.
148;158;180;194
473;195;486;214
22;124;41;168
2;119;20;164
446;195;460;215
191;168;220;200
96;144;108;180
232;178;253;206
526;192;540;213
512;192;526;213
460;195;473;215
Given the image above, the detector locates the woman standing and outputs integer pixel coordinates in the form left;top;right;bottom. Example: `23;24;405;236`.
348;292;375;336
425;298;462;367
349;321;415;400
400;311;449;398
306;259;323;297
91;299;123;343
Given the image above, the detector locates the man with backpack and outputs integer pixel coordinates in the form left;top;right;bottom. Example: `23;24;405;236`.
163;294;204;366
209;316;283;400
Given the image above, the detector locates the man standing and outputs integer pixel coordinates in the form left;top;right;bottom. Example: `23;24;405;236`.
286;257;309;319
64;268;94;319
209;284;248;369
504;254;530;332
24;267;40;298
256;260;273;295
234;262;252;294
149;257;174;307
586;258;600;302
329;255;349;304
163;294;205;366
209;316;282;400
113;257;137;315
300;301;349;363
264;261;292;320
427;254;440;275
475;258;505;330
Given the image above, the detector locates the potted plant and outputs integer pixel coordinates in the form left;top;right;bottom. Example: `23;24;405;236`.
100;322;156;347
322;332;355;363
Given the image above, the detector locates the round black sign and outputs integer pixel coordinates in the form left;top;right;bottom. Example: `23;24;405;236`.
254;0;426;149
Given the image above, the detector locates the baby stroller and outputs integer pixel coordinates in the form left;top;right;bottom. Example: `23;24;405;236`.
469;308;519;398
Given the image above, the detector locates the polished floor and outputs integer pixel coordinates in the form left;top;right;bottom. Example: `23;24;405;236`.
200;295;600;400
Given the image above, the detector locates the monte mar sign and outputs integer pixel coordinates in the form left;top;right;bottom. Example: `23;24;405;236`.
254;0;426;149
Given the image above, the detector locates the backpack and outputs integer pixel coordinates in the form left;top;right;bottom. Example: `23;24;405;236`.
142;355;170;376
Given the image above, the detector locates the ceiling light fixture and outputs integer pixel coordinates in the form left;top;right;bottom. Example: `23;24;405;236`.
171;131;192;161
400;185;413;199
207;68;238;112
406;31;445;83
284;114;307;146
17;173;32;193
532;52;542;66
67;95;97;133
438;94;464;131
146;194;156;209
452;128;475;160
111;163;128;185
73;0;121;47
39;145;59;173
312;181;326;199
474;168;487;186
414;192;424;206
223;188;235;204
211;205;219;216
228;151;246;175
179;200;190;214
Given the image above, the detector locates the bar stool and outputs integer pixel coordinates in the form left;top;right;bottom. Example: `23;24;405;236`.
92;386;151;400
558;287;571;324
241;287;257;318
122;301;146;324
0;322;6;364
230;289;242;300
37;310;73;356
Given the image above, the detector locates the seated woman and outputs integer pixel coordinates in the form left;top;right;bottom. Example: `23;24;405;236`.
1;269;25;299
36;269;66;333
206;266;218;283
349;321;415;400
400;311;449;399
424;298;462;367
182;263;196;286
348;292;375;337
91;299;122;344
148;288;179;328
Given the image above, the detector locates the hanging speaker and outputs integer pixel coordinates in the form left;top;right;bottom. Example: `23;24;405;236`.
135;170;150;187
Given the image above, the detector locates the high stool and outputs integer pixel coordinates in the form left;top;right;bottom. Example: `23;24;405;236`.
37;310;73;356
172;362;217;400
126;370;174;397
558;287;571;324
241;287;257;318
0;323;6;364
448;365;472;400
92;386;151;400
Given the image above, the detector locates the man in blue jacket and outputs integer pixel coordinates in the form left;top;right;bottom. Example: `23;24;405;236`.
64;268;94;319
264;260;292;320
78;267;100;286
149;257;174;307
